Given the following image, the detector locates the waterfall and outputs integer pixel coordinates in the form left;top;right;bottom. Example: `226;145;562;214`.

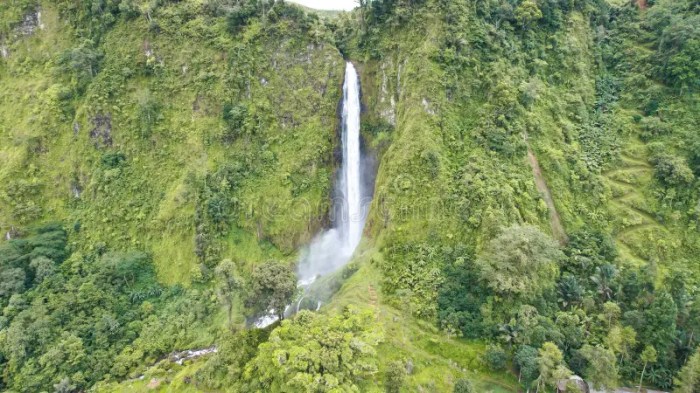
254;62;367;328
297;61;366;284
342;62;363;253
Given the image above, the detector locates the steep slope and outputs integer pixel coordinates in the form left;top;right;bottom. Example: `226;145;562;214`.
0;1;346;391
329;0;699;391
1;0;699;392
0;1;345;284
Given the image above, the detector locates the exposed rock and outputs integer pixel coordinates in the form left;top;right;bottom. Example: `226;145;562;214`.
90;113;113;148
143;39;153;58
169;346;217;365
389;95;397;122
5;226;18;241
71;182;82;199
422;98;435;115
557;376;589;393
1;46;8;59
379;62;396;126
16;9;41;37
36;10;44;30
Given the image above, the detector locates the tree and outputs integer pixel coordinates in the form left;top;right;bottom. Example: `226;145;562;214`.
57;40;102;92
101;252;152;289
475;225;563;302
453;378;474;393
654;12;700;90
639;345;657;393
136;89;161;138
602;302;621;328
558;274;583;309
514;0;542;29
0;268;26;300
675;347;700;393
194;328;271;390
244;306;382;392
484;345;508;371
641;292;677;357
222;103;249;142
53;377;76;393
579;345;618;390
29;256;55;284
215;259;242;327
536;342;571;392
514;345;539;389
385;361;406;393
247;261;297;320
605;325;636;364
555;311;584;353
651;154;695;186
591;264;617;301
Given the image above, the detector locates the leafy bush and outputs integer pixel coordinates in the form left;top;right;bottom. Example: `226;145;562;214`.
244;307;382;392
246;261;297;320
453;379;474;393
651;153;695;186
385;360;406;393
483;344;508;371
475;225;563;302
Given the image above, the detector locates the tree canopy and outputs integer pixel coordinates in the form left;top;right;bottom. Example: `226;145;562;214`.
476;225;563;302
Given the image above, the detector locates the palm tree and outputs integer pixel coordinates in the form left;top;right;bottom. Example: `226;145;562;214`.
558;274;583;309
591;263;617;301
498;321;521;348
646;367;662;387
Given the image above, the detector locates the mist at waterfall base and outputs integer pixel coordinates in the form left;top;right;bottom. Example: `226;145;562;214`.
298;62;365;285
254;62;367;328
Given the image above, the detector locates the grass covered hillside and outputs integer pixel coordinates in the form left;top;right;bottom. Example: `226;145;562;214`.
330;0;700;391
0;0;346;391
1;0;699;392
0;0;344;284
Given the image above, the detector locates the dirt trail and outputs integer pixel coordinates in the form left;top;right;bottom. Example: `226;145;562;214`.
621;154;651;167
368;284;380;320
526;149;568;244
368;285;378;307
605;166;650;177
603;148;669;264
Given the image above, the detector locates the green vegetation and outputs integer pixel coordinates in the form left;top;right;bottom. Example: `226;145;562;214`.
246;260;297;320
244;306;382;392
1;0;699;392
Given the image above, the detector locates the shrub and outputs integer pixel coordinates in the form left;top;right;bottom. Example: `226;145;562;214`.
453;378;474;393
651;154;695;186
385;361;406;393
483;344;508;371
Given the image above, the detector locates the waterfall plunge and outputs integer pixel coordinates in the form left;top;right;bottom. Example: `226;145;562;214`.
254;63;366;328
297;62;366;284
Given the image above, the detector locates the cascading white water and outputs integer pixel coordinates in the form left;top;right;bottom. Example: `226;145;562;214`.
342;62;363;253
297;61;366;283
255;62;366;328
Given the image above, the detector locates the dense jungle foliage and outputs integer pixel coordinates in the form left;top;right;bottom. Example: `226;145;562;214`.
0;0;699;392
